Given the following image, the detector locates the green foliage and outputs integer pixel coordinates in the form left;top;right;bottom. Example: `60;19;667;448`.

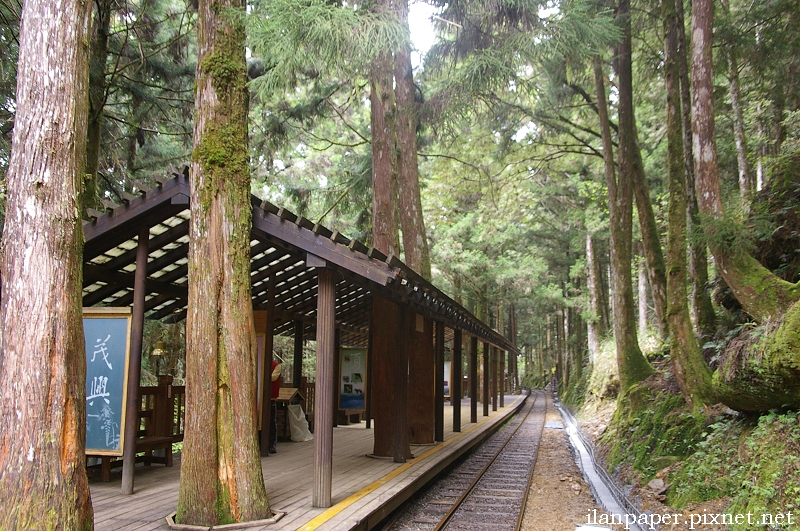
668;410;800;530
86;0;197;200
561;365;590;409
249;76;374;242
667;417;745;507
521;371;550;389
248;0;408;94
142;320;186;385
0;0;19;182
425;0;619;99
601;380;712;480
698;205;778;261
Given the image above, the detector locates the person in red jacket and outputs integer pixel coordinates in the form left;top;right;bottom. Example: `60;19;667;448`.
269;359;281;453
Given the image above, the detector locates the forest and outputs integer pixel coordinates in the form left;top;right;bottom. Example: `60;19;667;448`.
0;0;799;527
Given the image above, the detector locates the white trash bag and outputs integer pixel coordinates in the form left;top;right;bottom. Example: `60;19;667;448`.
287;404;313;442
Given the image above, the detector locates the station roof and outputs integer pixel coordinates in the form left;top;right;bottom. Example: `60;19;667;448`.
82;171;516;353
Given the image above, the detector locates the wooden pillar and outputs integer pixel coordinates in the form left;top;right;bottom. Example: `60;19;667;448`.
491;347;498;412
452;329;462;432
333;328;340;428
482;342;490;417
313;266;336;508
393;308;409;463
370;295;411;459
470;336;478;423
122;227;149;495
508;350;515;394
434;321;445;442
260;276;276;457
408;314;434;444
365;322;373;429
293;320;303;386
499;348;505;407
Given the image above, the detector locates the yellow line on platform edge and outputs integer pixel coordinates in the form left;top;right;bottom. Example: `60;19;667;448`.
297;396;523;531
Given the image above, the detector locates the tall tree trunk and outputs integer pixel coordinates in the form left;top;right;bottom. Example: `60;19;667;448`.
632;154;668;337
586;233;601;364
615;16;668;338
0;0;94;528
371;52;400;255
394;0;431;280
177;0;271;525
691;0;800;323
84;0;112;213
638;252;648;336
597;240;612;333
664;0;714;407
721;0;754;207
676;0;715;339
595;46;654;390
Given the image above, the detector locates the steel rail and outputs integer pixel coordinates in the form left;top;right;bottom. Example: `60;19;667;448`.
432;390;545;531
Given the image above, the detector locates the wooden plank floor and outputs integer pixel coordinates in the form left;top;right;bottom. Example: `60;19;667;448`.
91;395;525;531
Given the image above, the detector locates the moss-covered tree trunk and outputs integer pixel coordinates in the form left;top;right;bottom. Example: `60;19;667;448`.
691;0;800;324
664;0;714;407
689;0;800;412
615;6;668;338
176;0;271;525
594;50;654;391
713;301;800;411
0;0;94;528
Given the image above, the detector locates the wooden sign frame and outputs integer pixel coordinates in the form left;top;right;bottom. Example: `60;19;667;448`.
83;307;133;456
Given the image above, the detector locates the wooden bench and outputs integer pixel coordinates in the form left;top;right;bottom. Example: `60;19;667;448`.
87;379;185;482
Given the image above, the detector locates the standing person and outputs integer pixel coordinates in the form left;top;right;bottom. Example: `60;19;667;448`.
270;359;282;453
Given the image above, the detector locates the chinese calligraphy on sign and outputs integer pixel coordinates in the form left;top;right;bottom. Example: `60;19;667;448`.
83;308;132;456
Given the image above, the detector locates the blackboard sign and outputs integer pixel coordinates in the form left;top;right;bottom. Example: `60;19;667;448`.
83;308;132;456
339;347;367;410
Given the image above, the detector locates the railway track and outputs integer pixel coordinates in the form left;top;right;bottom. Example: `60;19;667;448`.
382;390;547;531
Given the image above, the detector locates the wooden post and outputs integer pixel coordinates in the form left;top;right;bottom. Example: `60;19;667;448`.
408;314;434;444
293;320;303;386
499;348;505;408
509;350;515;394
393;308;409;463
434;322;445;442
313;265;336;508
365;322;373;429
260;276;276;456
121;227;148;495
470;336;478;423
482;342;490;417
453;329;462;432
492;346;498;412
370;295;410;459
333;328;340;428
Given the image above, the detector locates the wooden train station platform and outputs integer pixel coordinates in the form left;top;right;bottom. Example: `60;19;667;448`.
90;394;525;531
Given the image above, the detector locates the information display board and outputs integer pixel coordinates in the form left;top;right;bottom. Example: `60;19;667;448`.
83;308;132;456
339;347;367;410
